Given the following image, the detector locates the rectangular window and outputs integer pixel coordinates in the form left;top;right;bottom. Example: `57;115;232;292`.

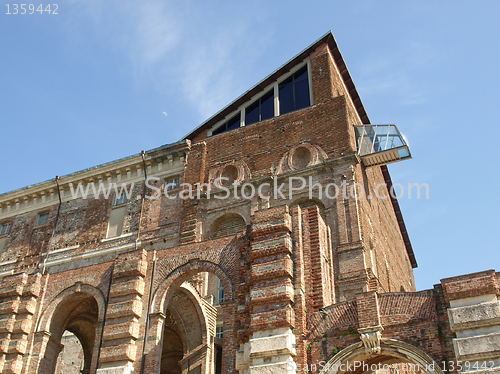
36;212;49;226
0;237;6;255
279;65;310;115
216;278;224;305
245;90;274;126
114;193;128;206
107;206;127;238
212;113;241;136
165;177;180;191
216;326;224;339
0;222;11;236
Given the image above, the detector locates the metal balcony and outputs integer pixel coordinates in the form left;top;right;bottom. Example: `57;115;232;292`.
355;124;412;167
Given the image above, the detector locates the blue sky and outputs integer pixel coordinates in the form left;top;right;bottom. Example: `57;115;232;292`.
1;1;499;290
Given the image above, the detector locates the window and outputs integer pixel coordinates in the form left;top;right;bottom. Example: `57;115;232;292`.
107;206;127;238
245;90;274;126
212;113;241;136
279;65;310;115
165;177;180;191
36;212;49;226
0;222;11;236
216;278;224;305
114;193;128;206
216;326;224;339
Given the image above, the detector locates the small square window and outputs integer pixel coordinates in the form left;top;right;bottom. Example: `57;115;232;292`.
165;177;180;191
114;193;128;206
36;212;49;226
216;326;224;339
0;222;11;236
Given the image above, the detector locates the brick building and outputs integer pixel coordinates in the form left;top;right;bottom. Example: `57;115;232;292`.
0;32;498;374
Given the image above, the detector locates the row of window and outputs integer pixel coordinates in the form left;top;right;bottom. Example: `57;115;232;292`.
1;211;48;237
0;177;181;245
210;64;311;136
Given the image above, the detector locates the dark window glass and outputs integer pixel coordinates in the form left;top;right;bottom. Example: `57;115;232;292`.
245;90;274;126
212;125;226;135
279;65;311;115
294;65;308;81
211;113;240;136
36;212;49;226
260;91;274;121
245;100;260;125
226;113;241;131
294;78;310;110
0;222;10;235
279;82;294;115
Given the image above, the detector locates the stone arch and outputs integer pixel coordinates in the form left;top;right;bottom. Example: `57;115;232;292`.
152;260;234;315
290;196;326;211
148;260;236;374
209;212;247;239
37;283;106;334
34;283;105;374
159;283;209;374
317;339;445;374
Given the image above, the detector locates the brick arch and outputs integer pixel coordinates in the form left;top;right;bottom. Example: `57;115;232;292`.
170;283;209;351
209;212;248;239
37;282;106;334
34;283;106;374
158;284;209;373
152;259;234;315
317;339;445;374
290;196;326;211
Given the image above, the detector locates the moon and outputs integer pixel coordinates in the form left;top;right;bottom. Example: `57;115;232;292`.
162;112;168;116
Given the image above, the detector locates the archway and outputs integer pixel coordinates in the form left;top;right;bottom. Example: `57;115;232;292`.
148;261;235;374
317;339;444;374
35;284;105;374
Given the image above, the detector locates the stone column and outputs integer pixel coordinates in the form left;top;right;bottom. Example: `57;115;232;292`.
237;206;296;373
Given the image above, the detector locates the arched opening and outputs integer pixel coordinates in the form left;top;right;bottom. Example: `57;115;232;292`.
149;260;235;374
317;339;444;374
54;331;84;374
160;310;184;374
155;269;229;374
39;291;100;374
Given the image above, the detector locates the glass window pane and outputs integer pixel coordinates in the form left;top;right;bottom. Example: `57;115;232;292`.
398;148;410;158
294;78;310;110
260;91;274;121
0;223;10;235
226;113;241;131
212;124;226;135
294;65;308;81
280;74;293;86
279;82;294;115
245;100;259;126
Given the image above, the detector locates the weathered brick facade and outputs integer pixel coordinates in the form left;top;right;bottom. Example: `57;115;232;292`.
0;32;498;374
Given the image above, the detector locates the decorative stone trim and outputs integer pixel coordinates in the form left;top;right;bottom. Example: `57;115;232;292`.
358;325;384;355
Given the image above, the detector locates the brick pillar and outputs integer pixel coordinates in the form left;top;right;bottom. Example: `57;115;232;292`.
237;206;296;373
335;172;369;301
96;250;147;374
0;273;41;374
356;292;383;355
